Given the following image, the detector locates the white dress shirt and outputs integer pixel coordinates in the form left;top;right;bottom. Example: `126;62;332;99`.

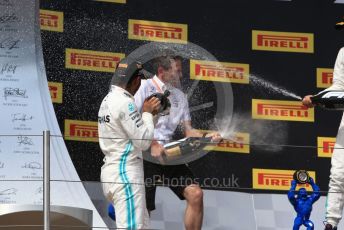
134;75;191;144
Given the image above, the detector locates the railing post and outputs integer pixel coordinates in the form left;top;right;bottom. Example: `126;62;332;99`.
43;130;50;230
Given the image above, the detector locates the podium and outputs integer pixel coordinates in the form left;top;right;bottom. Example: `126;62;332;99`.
0;204;93;230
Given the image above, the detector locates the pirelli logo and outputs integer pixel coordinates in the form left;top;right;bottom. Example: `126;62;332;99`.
318;137;336;158
205;132;250;153
252;30;314;53
317;68;333;88
65;49;125;73
253;169;316;191
94;0;126;3
65;120;98;142
128;19;187;44
48;82;63;104
252;99;314;122
40;9;64;32
190;60;249;84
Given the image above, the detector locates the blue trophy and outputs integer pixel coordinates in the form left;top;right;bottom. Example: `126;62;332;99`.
288;170;320;230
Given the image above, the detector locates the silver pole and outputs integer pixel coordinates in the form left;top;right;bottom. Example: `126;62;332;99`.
43;130;50;230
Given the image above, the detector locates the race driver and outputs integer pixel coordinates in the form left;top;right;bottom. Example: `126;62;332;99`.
98;58;160;229
302;47;344;230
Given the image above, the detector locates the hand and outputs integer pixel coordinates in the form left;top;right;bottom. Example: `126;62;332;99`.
206;132;222;143
291;179;297;187
143;97;161;115
309;177;314;184
151;142;165;164
302;95;315;108
151;142;164;157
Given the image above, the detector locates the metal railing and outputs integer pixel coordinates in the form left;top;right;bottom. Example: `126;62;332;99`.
0;131;340;229
43;130;50;230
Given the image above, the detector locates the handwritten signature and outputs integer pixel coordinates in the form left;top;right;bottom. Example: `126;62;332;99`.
17;136;33;146
22;162;42;170
11;113;33;122
0;188;17;196
0;13;18;24
4;87;27;100
0;37;20;50
1;63;17;75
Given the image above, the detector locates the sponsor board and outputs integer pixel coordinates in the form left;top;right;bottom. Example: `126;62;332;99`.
64;120;98;142
48;82;62;104
253;168;316;191
190;60;249;84
252;99;314;122
128;19;187;44
252;30;314;53
40;9;64;32
317;68;333;88
318;137;336;158
203;132;250;154
65;48;125;72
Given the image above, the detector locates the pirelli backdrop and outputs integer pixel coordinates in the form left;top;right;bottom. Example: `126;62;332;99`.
40;0;344;193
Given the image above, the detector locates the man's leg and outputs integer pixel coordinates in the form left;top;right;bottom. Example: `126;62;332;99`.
164;164;202;230
326;137;344;227
101;166;132;229
183;184;204;230
143;160;161;213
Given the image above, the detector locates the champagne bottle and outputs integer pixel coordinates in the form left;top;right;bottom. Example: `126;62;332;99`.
164;137;212;157
147;90;171;115
310;90;344;110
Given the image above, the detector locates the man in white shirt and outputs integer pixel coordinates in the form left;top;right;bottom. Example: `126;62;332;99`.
98;59;160;229
302;47;344;230
134;55;221;230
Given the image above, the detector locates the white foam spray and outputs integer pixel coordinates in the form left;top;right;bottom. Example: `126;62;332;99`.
212;114;288;152
210;73;300;152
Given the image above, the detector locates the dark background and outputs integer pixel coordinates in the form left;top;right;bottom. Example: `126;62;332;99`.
40;0;344;193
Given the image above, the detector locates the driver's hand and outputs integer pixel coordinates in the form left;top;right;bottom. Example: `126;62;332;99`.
302;95;315;108
143;97;161;115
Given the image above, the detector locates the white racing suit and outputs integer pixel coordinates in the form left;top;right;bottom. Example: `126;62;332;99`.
98;85;154;229
323;47;344;227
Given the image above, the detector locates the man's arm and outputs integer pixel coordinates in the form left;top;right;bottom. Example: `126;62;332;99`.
119;98;159;151
288;180;297;206
183;120;203;137
183;120;223;143
309;177;320;203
